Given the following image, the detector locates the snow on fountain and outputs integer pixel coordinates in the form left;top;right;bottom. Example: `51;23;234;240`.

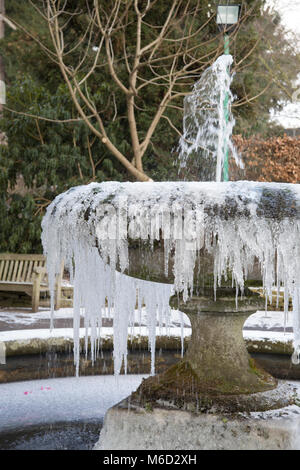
178;54;243;181
42;180;300;375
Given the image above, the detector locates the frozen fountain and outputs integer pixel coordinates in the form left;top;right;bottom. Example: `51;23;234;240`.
42;180;300;449
41;54;300;450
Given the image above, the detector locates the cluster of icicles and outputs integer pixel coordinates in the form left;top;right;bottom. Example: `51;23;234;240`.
41;180;300;374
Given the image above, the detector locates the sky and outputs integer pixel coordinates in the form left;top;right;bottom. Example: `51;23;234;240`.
268;0;300;35
266;0;300;128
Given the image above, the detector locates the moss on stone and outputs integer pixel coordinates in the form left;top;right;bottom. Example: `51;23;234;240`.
131;358;282;414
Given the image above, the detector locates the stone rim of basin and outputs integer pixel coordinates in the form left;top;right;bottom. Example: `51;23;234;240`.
123;380;296;414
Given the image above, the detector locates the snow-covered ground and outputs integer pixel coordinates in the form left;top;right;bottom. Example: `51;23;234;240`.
0;308;78;327
0;306;189;328
0;307;297;443
0;325;191;343
0;307;294;344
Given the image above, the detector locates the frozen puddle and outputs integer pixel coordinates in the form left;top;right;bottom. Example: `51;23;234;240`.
0;374;146;433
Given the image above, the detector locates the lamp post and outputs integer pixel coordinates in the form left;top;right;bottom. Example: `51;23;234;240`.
216;3;241;181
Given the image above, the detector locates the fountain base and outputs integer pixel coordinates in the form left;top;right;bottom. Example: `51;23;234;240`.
129;360;286;414
95;383;300;450
129;288;280;412
96;289;300;450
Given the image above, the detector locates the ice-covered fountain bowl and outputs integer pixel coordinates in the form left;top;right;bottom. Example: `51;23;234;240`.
42;180;300;414
42;180;300;301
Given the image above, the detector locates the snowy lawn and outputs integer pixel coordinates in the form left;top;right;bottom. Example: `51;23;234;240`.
0;307;294;344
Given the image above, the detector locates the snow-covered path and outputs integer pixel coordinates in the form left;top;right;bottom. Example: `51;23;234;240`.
0;308;295;345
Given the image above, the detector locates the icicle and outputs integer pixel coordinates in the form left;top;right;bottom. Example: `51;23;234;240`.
180;309;184;358
292;287;300;365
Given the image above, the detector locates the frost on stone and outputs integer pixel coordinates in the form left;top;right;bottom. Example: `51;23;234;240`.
41;181;300;373
178;54;243;181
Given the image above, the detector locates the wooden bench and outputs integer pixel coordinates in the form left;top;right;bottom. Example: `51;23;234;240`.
0;254;62;312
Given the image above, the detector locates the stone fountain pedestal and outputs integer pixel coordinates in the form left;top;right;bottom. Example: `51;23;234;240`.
95;288;300;450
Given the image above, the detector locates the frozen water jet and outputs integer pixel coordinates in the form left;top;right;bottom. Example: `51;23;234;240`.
178;54;243;181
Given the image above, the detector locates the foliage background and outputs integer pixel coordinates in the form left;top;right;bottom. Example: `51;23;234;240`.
0;0;299;253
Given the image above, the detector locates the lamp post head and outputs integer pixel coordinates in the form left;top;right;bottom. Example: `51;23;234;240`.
216;4;241;33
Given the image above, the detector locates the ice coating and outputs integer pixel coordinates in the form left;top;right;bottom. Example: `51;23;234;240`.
41;180;300;372
178;54;243;181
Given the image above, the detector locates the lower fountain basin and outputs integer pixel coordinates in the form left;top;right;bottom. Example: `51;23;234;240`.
97;383;300;450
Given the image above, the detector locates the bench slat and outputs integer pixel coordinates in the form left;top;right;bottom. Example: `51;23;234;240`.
25;260;33;282
0;260;5;279
7;260;15;281
21;260;29;282
33;260;38;277
11;260;19;282
0;254;45;261
16;261;24;282
2;260;9;281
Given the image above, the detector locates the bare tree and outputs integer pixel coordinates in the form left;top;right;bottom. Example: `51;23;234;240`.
19;0;229;181
8;0;258;181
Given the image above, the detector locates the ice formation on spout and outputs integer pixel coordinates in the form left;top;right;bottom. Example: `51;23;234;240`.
178;54;243;181
42;180;300;373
